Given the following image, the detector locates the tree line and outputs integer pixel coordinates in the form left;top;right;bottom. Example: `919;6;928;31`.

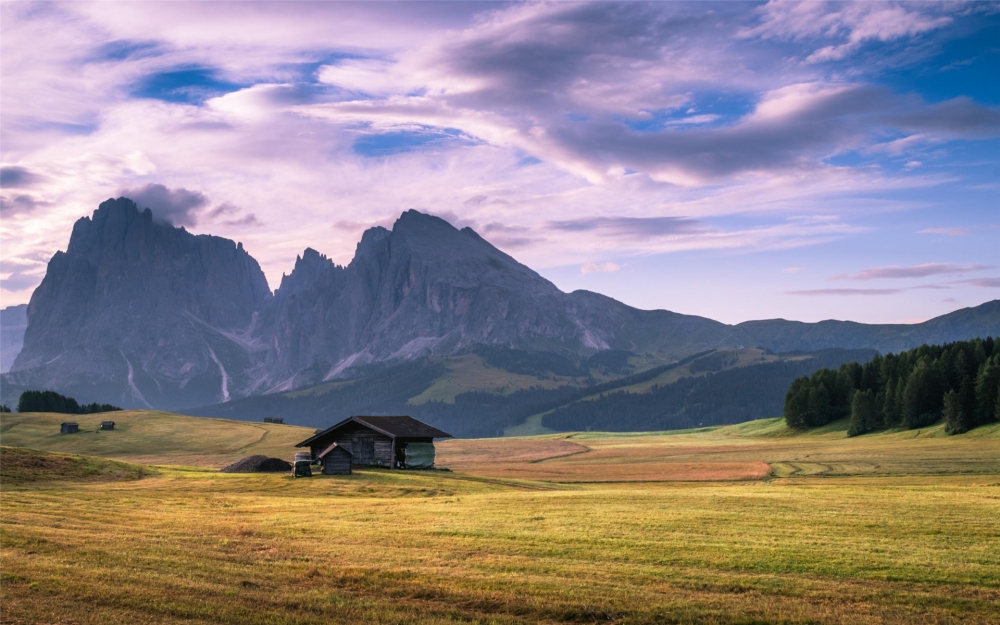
783;337;1000;436
16;390;122;415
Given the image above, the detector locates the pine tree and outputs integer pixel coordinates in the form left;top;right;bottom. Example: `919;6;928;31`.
784;377;811;429
882;378;898;427
848;389;878;437
943;389;969;435
975;356;1000;426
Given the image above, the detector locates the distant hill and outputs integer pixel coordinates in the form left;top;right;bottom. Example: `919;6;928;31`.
186;347;876;437
3;197;997;426
737;301;1000;353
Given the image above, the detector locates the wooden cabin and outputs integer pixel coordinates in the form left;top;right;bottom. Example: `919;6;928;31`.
295;416;452;469
263;417;284;424
317;442;352;475
100;420;115;430
60;422;79;433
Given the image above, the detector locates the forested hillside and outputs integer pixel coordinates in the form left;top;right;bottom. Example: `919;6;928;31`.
783;337;1000;436
541;349;875;432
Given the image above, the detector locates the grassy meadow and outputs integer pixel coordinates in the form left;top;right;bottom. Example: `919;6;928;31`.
2;411;999;624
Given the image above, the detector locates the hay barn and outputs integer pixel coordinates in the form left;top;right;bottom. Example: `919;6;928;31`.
60;422;79;433
263;417;284;424
296;415;452;469
101;420;115;430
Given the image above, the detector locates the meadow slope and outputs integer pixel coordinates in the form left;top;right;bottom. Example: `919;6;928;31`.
2;412;998;624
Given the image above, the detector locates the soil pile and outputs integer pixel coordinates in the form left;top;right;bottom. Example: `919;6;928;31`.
220;455;292;473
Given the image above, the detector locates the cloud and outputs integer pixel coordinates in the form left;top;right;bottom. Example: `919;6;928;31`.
0;166;46;188
787;288;906;296
0;0;995;321
0;193;52;216
548;216;703;238
120;183;209;226
741;2;954;63
918;227;970;236
783;267;802;274
954;277;1000;288
581;262;621;275
832;263;990;281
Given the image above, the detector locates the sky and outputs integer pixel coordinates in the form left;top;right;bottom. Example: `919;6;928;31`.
1;1;998;325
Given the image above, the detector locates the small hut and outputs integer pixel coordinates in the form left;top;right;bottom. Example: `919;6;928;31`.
100;420;116;430
263;417;284;424
317;442;352;475
295;415;452;469
60;422;79;434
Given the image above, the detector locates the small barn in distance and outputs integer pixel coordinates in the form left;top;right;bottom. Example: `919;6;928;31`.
60;422;79;433
296;416;452;469
101;420;115;430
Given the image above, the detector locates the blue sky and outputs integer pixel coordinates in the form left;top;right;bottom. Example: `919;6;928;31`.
1;1;998;323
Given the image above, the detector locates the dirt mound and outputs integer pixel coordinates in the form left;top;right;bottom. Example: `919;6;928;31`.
220;454;292;473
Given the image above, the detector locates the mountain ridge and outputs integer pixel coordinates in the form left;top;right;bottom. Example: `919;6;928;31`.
3;197;997;412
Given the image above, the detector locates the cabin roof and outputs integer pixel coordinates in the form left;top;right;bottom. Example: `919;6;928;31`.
296;415;452;447
317;441;352;458
101;420;115;425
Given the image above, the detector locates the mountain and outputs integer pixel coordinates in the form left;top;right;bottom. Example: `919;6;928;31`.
253;210;750;391
5;198;271;409
737;300;1000;353
4;197;998;416
0;304;27;373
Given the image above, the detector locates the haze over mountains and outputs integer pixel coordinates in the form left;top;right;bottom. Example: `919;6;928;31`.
2;197;998;422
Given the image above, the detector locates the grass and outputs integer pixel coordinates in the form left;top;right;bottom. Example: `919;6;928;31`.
408;354;589;405
0;446;154;483
0;410;314;468
2;411;999;623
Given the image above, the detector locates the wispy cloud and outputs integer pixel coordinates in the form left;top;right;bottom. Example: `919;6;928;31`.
953;277;1000;288
787;288;906;296
918;227;970;236
548;216;703;238
581;262;621;275
831;263;990;281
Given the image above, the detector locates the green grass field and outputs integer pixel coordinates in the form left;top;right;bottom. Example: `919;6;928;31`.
2;411;999;624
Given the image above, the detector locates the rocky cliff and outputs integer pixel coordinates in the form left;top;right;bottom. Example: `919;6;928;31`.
251;210;750;391
7;198;272;408
5;199;998;410
0;304;27;373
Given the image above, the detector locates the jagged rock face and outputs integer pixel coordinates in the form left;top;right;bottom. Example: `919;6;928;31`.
0;304;27;373
254;210;749;390
7;199;997;410
8;198;271;409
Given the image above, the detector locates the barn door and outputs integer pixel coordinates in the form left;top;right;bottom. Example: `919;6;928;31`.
351;437;375;465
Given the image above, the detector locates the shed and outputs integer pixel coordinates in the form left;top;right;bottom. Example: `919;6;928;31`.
263;417;284;424
317;442;352;475
296;415;452;469
60;422;79;434
100;420;115;430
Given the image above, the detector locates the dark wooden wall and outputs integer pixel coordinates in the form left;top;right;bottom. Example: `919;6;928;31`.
310;423;394;466
321;448;352;475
